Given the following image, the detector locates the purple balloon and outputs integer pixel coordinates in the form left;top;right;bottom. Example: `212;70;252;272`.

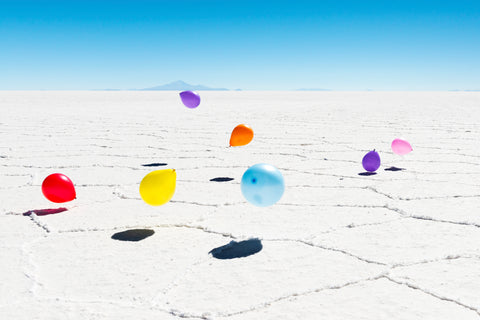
179;91;201;109
362;150;381;172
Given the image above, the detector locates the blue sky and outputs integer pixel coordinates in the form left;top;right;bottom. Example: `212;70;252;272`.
1;0;479;90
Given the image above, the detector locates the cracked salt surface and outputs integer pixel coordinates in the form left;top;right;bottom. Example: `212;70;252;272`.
1;91;480;319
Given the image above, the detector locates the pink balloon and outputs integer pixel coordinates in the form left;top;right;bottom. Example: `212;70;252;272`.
391;138;413;155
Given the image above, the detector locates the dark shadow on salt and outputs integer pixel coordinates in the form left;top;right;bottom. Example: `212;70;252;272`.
385;166;405;171
142;163;168;167
111;229;155;242
209;239;263;260
358;172;377;176
23;208;68;216
210;177;234;182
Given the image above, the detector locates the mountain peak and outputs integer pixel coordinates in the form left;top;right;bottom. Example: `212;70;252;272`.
142;81;228;91
170;80;188;85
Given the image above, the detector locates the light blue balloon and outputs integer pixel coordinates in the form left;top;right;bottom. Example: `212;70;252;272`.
241;163;285;207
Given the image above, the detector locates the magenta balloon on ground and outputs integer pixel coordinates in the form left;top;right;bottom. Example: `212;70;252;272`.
362;150;381;172
179;91;201;109
391;138;413;155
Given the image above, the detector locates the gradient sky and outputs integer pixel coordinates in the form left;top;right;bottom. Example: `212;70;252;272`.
1;0;479;90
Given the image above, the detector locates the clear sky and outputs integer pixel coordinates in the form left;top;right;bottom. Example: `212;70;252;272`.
1;0;479;90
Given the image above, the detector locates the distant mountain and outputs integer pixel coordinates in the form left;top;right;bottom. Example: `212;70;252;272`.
141;80;229;91
296;88;331;91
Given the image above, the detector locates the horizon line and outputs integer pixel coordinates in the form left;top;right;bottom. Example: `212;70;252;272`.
1;89;479;92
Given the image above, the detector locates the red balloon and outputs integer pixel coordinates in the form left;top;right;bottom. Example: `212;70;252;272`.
41;173;76;203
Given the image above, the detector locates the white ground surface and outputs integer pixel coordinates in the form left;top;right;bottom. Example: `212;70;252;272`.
1;91;479;319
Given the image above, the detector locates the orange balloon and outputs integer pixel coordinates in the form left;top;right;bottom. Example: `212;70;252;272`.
230;124;254;147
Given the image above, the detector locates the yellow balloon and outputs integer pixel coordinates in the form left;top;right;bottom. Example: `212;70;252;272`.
139;169;176;206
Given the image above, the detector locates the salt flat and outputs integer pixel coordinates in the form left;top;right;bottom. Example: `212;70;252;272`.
1;91;479;319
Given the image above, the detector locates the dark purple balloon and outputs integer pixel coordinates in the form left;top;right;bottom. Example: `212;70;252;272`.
179;91;201;109
362;150;381;172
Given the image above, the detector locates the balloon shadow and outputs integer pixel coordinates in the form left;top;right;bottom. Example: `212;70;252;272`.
209;239;263;260
111;229;155;242
210;177;234;182
23;208;68;216
358;172;377;176
142;163;168;167
385;166;405;171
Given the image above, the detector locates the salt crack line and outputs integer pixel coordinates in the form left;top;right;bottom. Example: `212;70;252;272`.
407;171;480;176
319;216;406;234
276;204;403;217
399;194;480;201
293;216;406;237
151;257;213;313
77;184;124;188
176;224;237;239
64;217;399;267
390;255;478;269
411;159;480;167
28;213;52;233
0;184;37;190
111;190;237;207
57;223;237;239
263;238;387;266
0;173;32;177
21;237;45;298
407;215;480;228
383;275;480;316
170;200;220;207
164;273;389;320
0;164;83;169
363;186;396;200
4;211;23;216
27;295;189;319
166;309;211;319
112;190;139;200
327;203;407;219
250;152;309;159
361;187;480;202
